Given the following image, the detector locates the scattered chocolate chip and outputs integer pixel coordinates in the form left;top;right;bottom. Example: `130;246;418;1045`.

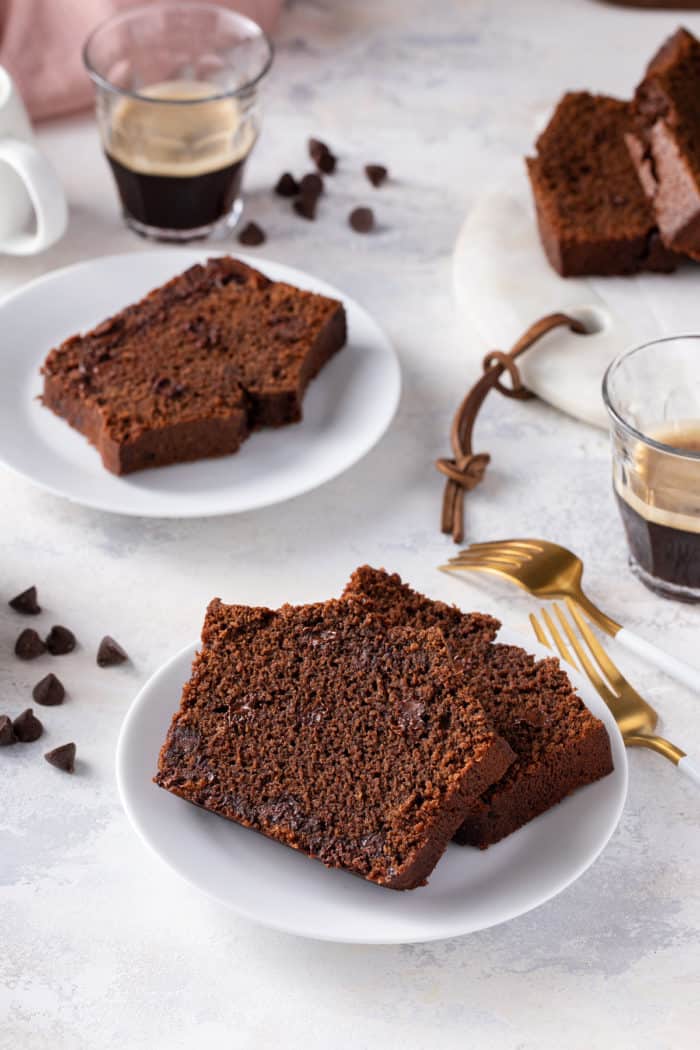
33;673;65;707
0;715;16;746
45;625;76;656
97;635;129;667
365;164;388;187
44;742;76;773
349;206;374;233
15;629;46;660
309;138;336;174
13;708;43;743
151;376;171;393
165;384;186;400
294;196;317;221
275;172;299;197
9;586;41;615
299;172;323;200
238;221;266;247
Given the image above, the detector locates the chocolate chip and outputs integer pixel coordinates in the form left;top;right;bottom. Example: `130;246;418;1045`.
238;221;266;247
308;138;337;174
299;173;323;200
151;376;171;393
166;384;186;400
13;708;43;742
15;629;46;660
33;673;65;707
308;137;326;159
365;164;388;187
44;742;76;773
9;586;41;615
0;715;16;746
97;635;129;667
349;206;374;233
45;625;76;656
275;172;299;197
294;196;317;221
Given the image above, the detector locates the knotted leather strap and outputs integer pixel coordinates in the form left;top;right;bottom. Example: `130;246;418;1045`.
436;313;587;543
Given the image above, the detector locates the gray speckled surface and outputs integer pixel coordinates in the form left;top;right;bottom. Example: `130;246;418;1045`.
2;1;699;1047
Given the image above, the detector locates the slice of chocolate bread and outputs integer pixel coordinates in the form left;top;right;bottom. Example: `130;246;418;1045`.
526;91;676;276
343;567;614;849
154;597;515;890
41;257;346;475
627;27;700;259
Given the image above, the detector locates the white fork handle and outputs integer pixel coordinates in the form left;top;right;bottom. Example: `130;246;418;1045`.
678;755;700;786
616;627;700;695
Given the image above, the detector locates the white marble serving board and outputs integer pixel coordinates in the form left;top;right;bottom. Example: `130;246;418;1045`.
452;164;700;430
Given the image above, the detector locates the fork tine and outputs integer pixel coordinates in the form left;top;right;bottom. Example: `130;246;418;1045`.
439;562;530;589
552;603;619;705
466;540;542;555
529;612;550;649
565;598;626;691
541;608;578;668
448;551;526;568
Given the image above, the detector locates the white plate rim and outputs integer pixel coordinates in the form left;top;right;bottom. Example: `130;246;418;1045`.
116;624;628;945
0;249;401;518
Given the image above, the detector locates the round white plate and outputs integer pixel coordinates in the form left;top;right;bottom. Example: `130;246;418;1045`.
452;162;698;430
117;619;627;944
0;250;400;517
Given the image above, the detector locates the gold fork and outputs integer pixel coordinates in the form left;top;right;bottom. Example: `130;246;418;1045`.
531;599;699;784
442;538;700;694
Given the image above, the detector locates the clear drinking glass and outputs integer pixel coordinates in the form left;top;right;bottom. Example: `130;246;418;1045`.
83;2;273;241
603;337;700;602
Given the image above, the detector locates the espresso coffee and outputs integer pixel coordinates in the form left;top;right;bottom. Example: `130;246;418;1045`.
614;422;700;596
104;80;256;234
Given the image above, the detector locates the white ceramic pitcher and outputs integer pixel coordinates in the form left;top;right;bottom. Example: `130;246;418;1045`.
0;66;67;254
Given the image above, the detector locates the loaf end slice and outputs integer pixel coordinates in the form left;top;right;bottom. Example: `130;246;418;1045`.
628;27;700;259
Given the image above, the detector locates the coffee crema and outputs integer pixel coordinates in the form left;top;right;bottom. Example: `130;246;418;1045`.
614;421;700;595
104;79;256;233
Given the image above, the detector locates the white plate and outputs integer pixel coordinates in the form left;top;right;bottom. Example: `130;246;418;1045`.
452;162;699;430
0;250;400;517
116;617;628;944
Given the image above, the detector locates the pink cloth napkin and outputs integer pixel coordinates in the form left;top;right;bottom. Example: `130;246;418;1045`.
0;0;282;122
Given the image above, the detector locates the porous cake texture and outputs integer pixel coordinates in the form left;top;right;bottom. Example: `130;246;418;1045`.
343;566;614;848
41;257;346;474
526;91;676;276
154;597;515;890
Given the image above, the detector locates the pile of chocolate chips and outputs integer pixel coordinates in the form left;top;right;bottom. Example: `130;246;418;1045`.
2;586;129;771
240;138;389;244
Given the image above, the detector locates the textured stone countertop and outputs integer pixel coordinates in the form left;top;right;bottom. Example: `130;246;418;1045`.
2;1;699;1047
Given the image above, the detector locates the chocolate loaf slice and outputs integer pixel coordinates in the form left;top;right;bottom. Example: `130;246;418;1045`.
41;257;347;475
627;27;700;259
154;597;515;890
343;567;614;849
526;91;676;276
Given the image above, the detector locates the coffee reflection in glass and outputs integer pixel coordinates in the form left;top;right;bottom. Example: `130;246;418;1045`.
604;337;700;601
83;3;272;241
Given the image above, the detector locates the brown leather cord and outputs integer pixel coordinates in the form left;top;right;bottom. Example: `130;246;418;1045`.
436;313;588;543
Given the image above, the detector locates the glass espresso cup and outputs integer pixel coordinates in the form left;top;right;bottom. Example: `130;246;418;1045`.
83;2;273;241
603;337;700;602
